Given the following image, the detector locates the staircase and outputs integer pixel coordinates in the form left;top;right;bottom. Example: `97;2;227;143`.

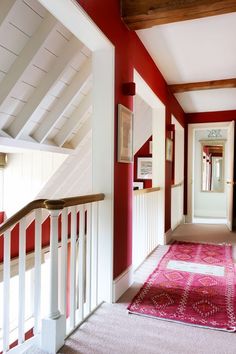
0;193;105;353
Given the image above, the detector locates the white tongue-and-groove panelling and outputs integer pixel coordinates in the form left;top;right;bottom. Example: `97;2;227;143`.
1;149;67;217
0;0;93;151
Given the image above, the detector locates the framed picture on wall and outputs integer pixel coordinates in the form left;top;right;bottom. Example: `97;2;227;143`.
166;138;173;162
137;157;152;179
117;104;133;163
133;181;144;190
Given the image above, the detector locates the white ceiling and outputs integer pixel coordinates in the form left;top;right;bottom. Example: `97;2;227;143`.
0;0;92;152
137;12;236;113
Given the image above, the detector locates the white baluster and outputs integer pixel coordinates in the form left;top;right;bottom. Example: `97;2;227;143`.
85;204;92;314
69;206;76;328
78;205;85;321
41;200;66;354
18;217;26;344
3;230;10;353
48;209;61;319
34;209;42;335
60;207;68;316
91;202;98;308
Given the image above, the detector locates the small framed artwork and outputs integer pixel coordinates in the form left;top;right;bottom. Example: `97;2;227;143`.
137;157;152;179
133;181;144;190
117;104;133;163
166;138;173;162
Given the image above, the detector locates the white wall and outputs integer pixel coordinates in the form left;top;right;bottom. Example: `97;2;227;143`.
1;150;66;217
194;129;227;218
171;116;184;230
172;116;184;184
37;134;92;199
133;95;152;154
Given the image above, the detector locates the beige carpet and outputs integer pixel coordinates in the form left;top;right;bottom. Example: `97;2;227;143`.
24;224;236;354
57;224;236;354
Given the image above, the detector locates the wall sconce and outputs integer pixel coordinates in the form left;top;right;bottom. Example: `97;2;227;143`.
122;82;136;96
0;153;7;168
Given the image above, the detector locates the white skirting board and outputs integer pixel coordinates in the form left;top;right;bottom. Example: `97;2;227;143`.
165;228;173;244
112;265;133;302
171;216;185;232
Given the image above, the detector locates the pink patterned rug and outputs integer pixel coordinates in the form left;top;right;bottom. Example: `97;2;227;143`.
128;242;236;331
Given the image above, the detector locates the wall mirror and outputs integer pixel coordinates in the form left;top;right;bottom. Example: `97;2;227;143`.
201;140;225;193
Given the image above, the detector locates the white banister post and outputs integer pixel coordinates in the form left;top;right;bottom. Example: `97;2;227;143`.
48;209;61;319
41;200;66;354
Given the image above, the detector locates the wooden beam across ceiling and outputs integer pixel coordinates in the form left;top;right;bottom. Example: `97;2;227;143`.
121;0;236;30
169;78;236;93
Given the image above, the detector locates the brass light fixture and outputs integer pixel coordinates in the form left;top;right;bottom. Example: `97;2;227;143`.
0;153;7;167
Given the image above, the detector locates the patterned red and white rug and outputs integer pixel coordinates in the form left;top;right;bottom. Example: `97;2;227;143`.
128;242;236;331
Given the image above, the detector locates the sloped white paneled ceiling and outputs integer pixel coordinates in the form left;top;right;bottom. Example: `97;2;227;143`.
0;0;92;150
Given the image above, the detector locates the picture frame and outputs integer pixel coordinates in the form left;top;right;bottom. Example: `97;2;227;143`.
166;138;173;162
137;157;152;179
133;181;144;190
117;104;133;163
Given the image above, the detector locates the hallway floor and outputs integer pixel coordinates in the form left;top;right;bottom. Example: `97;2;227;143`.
57;223;236;354
27;223;236;354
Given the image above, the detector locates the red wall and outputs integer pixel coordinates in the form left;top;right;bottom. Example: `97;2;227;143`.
77;0;185;278
134;136;152;189
0;211;5;224
186;110;236;124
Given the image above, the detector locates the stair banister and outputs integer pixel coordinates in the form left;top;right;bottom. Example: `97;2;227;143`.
0;194;105;236
41;199;66;353
0;193;105;354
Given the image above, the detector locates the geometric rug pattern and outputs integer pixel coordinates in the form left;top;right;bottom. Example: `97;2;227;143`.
128;242;236;331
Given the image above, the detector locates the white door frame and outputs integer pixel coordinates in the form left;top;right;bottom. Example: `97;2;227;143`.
38;0;115;303
134;70;166;244
187;121;232;224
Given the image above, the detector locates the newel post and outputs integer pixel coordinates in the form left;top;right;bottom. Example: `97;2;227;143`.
41;200;66;353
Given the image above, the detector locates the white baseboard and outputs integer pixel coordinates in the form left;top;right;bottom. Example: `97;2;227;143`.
184;214;192;224
165;228;173;244
112;265;133;302
171;216;185;232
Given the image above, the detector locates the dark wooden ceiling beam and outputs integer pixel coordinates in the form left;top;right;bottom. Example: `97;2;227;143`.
169;78;236;93
121;0;236;30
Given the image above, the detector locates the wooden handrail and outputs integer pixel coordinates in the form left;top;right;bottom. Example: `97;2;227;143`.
63;193;105;207
171;181;183;188
133;187;160;196
0;193;105;236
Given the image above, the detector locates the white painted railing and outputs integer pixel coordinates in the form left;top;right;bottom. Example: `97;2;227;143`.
132;187;160;270
171;182;184;230
0;194;104;353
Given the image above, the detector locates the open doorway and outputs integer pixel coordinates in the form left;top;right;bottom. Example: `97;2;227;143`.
187;121;234;230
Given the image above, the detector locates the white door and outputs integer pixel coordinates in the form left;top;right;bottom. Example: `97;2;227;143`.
226;120;235;231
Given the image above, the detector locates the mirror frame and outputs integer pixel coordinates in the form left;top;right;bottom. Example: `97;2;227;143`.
200;139;225;193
